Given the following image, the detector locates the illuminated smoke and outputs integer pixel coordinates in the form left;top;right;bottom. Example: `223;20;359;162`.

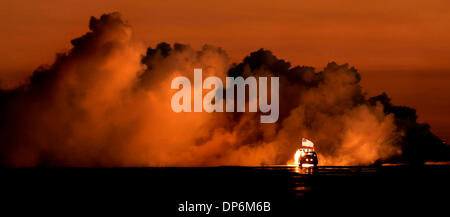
0;12;445;167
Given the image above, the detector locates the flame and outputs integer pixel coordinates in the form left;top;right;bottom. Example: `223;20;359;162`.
294;149;301;165
292;138;314;166
301;163;315;168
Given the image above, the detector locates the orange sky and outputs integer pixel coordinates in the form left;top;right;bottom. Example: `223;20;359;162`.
1;0;449;141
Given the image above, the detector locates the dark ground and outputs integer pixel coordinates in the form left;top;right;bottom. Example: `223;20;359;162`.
2;165;450;216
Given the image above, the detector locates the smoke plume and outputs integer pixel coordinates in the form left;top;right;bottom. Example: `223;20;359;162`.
0;12;446;167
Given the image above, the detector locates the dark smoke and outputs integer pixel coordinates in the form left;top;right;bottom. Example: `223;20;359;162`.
0;12;447;167
369;93;449;164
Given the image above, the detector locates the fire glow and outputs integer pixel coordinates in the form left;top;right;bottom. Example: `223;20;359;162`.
292;138;317;166
3;12;440;168
170;68;280;123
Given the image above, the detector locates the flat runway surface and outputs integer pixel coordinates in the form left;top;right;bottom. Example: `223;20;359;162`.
3;165;450;216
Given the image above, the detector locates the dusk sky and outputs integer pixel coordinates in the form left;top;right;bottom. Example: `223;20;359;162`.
1;0;449;141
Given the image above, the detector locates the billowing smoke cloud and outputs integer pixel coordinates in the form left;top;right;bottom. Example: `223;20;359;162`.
226;53;403;165
0;12;446;167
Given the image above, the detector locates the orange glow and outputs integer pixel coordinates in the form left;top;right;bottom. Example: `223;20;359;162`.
293;138;316;166
1;3;449;167
300;163;315;168
302;138;314;147
294;149;301;165
0;1;449;143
